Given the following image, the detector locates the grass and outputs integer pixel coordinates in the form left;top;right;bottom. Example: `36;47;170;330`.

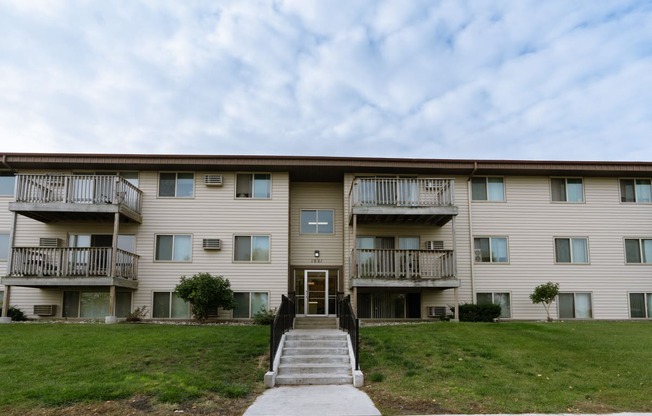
1;321;651;415
0;323;269;414
360;321;652;414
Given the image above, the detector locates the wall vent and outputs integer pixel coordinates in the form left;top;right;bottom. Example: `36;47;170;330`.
34;305;57;316
39;238;63;247
425;240;444;250
427;306;448;318
204;174;223;186
202;239;222;250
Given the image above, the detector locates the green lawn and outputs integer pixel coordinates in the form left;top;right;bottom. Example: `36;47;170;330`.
1;322;651;415
0;323;269;415
360;321;652;414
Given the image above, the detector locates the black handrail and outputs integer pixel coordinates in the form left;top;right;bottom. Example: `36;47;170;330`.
336;294;360;370
269;293;296;371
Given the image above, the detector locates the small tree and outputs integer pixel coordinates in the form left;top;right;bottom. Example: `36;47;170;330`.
530;282;560;322
175;273;235;322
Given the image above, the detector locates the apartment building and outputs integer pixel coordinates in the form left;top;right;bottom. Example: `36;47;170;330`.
0;154;651;322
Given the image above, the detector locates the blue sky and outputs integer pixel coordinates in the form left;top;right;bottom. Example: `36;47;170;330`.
1;0;651;161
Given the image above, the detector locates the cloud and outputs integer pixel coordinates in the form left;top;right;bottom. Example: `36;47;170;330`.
0;1;650;161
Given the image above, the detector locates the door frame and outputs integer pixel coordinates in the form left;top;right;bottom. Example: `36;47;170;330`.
304;269;330;316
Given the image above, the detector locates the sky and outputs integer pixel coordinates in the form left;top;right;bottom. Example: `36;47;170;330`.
1;0;651;161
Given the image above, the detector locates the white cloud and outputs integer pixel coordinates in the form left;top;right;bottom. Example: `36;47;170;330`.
0;1;650;161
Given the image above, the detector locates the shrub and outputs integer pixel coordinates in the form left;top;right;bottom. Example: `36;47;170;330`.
8;306;28;321
125;305;148;322
252;307;276;325
530;282;560;322
175;273;235;322
455;303;502;322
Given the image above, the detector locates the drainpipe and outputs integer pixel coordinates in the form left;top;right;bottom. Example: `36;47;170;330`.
467;162;478;302
1;154;14;171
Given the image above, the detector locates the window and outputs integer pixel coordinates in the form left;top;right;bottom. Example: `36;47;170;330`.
625;239;652;264
158;172;194;197
551;178;584;202
234;236;270;262
155;235;192;261
233;292;269;318
62;291;131;318
629;293;652;318
474;237;508;263
152;292;190;318
300;210;334;234
555;238;589;264
0;174;14;196
0;233;8;261
236;173;271;199
620;179;652;203
477;292;511;318
471;177;504;201
558;293;592;319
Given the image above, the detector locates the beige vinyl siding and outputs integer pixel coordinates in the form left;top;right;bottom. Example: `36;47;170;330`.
133;171;289;318
290;183;343;267
469;176;652;320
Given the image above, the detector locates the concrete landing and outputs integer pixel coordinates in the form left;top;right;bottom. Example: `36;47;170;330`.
243;385;381;416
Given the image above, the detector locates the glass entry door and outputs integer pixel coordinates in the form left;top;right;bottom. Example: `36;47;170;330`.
305;270;328;315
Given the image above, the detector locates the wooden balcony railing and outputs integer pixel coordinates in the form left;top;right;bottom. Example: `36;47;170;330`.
9;247;139;280
351;249;456;279
14;174;143;214
349;178;455;209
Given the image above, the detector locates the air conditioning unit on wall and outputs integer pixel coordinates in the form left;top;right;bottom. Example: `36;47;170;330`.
204;174;223;186
202;239;222;250
427;306;448;318
425;240;444;250
39;237;63;247
34;305;57;316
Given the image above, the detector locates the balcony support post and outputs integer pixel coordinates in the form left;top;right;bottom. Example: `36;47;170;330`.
0;286;11;322
453;287;459;322
110;212;119;278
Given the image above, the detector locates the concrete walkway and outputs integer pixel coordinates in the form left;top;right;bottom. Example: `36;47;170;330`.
243;385;381;416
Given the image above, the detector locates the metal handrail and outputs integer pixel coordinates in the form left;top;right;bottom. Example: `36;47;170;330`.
269;293;296;371
337;294;359;370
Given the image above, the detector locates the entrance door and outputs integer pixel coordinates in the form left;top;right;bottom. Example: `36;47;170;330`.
305;270;328;315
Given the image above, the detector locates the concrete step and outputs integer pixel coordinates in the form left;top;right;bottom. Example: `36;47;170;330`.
278;363;351;375
282;347;350;356
280;355;350;364
286;332;347;341
294;317;338;330
284;339;348;348
275;374;354;386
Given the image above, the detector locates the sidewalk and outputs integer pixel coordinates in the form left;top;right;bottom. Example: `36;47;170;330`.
243;385;381;416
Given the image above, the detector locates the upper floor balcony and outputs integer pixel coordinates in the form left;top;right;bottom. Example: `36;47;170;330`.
350;248;459;289
1;247;139;289
349;178;458;226
9;174;143;223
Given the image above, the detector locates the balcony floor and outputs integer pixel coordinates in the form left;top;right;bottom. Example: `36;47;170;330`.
9;202;142;223
350;205;458;226
350;277;460;289
1;276;138;289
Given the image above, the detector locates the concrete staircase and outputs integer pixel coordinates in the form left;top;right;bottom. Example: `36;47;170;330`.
275;317;354;385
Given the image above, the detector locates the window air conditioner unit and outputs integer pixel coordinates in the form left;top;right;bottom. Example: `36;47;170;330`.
39;238;63;247
34;305;57;316
474;249;483;262
202;239;222;250
204;174;223;186
427;306;448;318
425;240;444;251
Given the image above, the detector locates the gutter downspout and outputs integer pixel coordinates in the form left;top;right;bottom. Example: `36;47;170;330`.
467;162;478;302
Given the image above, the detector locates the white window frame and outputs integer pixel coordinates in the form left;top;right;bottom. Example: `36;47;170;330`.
471;177;505;202
476;292;512;318
152;291;190;319
628;292;652;318
158;172;194;198
232;291;270;319
154;234;193;262
619;178;652;203
0;174;15;197
0;232;9;262
300;209;335;235
473;237;509;263
233;235;271;262
550;177;584;203
558;292;593;319
624;238;652;264
235;173;272;199
554;237;589;264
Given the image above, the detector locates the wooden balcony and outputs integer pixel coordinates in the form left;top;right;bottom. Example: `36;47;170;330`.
1;247;139;288
350;249;460;288
349;178;458;226
9;174;143;223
